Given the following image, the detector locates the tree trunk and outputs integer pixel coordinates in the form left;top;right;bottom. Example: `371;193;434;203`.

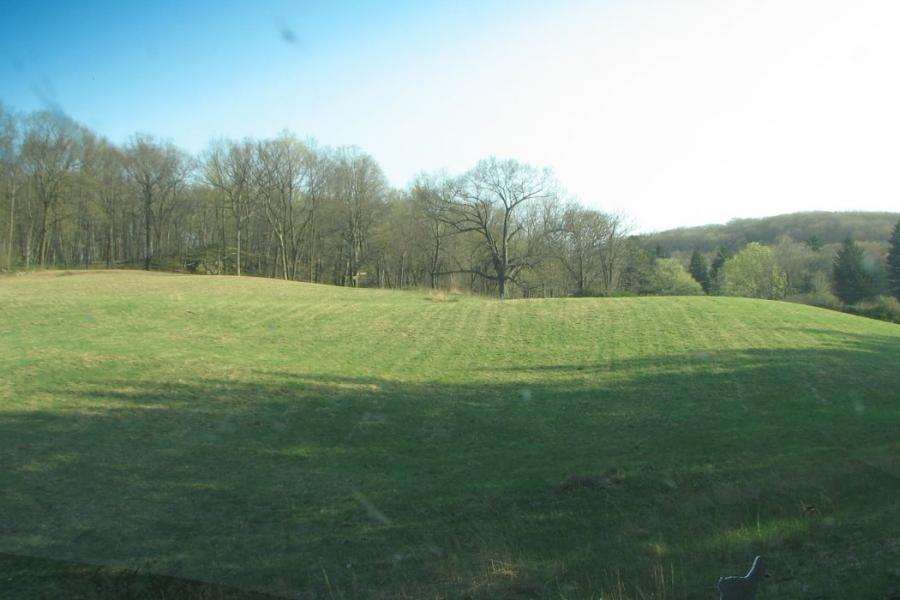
499;238;509;299
235;215;242;276
144;192;152;270
38;201;50;267
273;244;281;279
6;183;14;268
106;217;114;268
430;236;440;288
306;202;318;282
24;224;32;269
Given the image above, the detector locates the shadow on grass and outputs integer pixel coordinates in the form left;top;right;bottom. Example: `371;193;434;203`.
2;332;899;598
0;552;279;599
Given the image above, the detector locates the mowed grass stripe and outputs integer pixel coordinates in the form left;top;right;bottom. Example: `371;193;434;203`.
1;271;899;599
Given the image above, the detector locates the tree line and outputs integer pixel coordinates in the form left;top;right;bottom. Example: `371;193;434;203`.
2;104;899;311
648;211;900;254
0;105;642;297
679;227;900;321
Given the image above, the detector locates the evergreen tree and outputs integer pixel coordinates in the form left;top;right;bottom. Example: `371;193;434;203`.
832;238;876;304
805;235;823;252
708;246;732;293
688;249;711;293
888;221;900;300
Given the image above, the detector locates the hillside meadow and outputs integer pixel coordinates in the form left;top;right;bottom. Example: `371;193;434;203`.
1;271;899;598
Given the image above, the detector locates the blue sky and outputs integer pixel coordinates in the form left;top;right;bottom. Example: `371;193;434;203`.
3;1;899;232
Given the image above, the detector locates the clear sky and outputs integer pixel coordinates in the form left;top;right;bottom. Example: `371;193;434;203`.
2;0;899;232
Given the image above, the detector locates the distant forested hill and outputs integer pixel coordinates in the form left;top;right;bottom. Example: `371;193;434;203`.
648;211;900;253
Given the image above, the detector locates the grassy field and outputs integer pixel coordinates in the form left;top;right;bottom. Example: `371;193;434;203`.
1;271;899;599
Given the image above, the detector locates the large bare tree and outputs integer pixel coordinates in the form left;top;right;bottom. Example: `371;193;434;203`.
438;158;557;298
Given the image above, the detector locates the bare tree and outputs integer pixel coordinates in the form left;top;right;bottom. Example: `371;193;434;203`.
0;104;22;269
439;158;557;298
155;151;192;265
204;139;257;276
252;134;333;281
125;136;183;270
412;172;459;288
255;135;302;279
597;213;629;294
550;205;616;295
301;143;334;283
79;135;128;267
20;111;82;267
332;148;386;287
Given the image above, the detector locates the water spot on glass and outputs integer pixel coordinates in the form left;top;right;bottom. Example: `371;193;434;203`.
351;488;391;525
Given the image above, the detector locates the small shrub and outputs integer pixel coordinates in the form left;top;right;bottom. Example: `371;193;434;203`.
787;290;842;310
849;296;900;324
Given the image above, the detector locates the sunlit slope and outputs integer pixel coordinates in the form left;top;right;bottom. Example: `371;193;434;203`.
1;271;899;599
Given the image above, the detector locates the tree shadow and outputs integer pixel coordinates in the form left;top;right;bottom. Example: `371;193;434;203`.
2;332;899;598
1;551;280;599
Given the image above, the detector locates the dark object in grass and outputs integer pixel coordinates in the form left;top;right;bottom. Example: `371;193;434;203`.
560;473;611;491
559;469;624;492
717;555;765;600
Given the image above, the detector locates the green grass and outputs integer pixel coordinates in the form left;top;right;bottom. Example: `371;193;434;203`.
1;270;899;599
0;552;278;599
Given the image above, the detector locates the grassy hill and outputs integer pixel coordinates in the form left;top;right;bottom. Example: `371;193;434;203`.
1;271;899;599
